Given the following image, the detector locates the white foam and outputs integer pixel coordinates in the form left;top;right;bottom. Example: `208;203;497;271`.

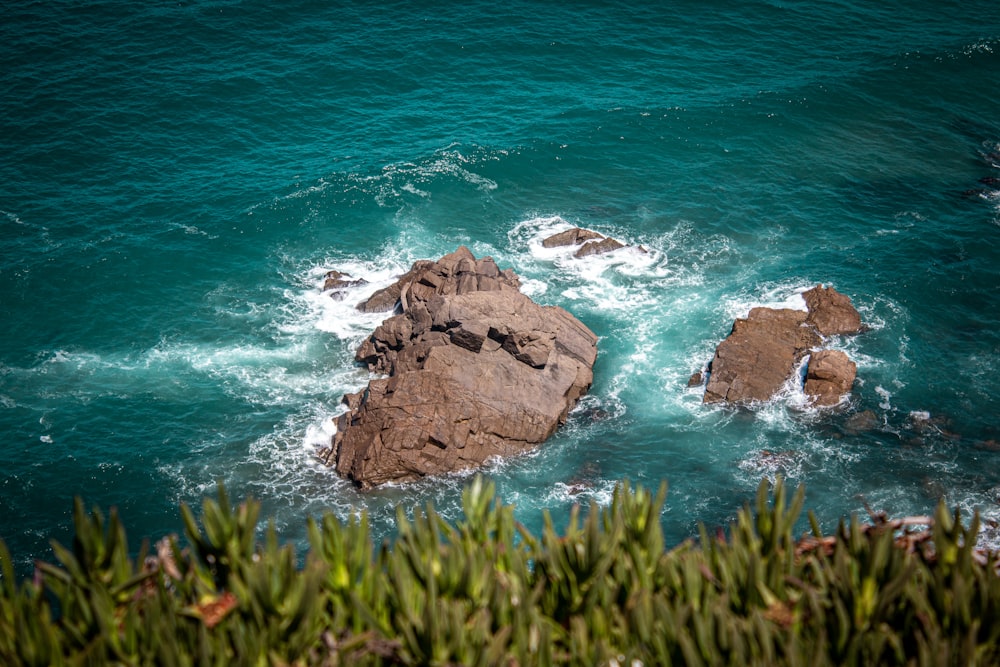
285;258;406;341
1;210;26;226
507;215;693;324
544;479;618;507
45;349;75;364
302;408;344;452
875;385;893;411
721;282;810;323
738;448;807;484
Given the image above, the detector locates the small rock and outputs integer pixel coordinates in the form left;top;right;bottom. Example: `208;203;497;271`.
802;285;863;336
574;237;626;258
803;350;857;407
842;409;879;435
541;227;605;248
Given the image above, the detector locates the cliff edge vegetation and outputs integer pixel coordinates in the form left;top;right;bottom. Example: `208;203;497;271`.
2;478;999;666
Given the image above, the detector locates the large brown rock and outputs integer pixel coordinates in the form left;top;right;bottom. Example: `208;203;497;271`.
703;308;821;404
320;247;598;489
802;285;863;336
703;286;862;406
803;350;857;407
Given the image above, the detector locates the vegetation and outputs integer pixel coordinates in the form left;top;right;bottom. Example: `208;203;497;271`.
1;477;999;666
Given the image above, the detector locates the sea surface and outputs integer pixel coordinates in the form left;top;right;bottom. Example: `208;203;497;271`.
2;0;999;575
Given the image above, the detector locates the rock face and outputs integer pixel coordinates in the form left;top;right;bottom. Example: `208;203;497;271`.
703;285;863;406
703;308;821;404
803;350;857;407
802;285;863;336
319;247;598;489
541;227;627;258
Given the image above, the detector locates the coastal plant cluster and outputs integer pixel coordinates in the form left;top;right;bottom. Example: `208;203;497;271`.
1;478;999;666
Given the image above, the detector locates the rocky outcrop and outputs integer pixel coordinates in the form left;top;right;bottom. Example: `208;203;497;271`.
703;308;821;404
574;237;626;258
541;227;627;258
319;247;598;489
803;350;857;407
542;227;605;248
323;271;367;301
355;256;521;314
703;285;863;407
802;285;863;336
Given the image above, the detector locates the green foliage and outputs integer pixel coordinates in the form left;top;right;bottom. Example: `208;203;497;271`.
1;476;999;665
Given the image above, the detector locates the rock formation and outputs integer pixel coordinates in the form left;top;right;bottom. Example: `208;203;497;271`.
703;285;863;407
318;247;598;489
541;227;627;258
802;285;863;336
323;270;367;301
803;350;857;407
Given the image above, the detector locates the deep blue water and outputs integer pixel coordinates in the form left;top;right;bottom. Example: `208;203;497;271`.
2;0;999;575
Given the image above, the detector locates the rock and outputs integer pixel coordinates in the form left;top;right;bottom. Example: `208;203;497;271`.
574;237;626;258
323;270;365;291
704;308;820;404
541;227;627;257
905;411;958;439
842;409;880;435
687;371;703;387
356;260;433;313
322;270;368;301
803;350;857;407
802;285;863;336
327;247;598;489
356;250;522;315
976;439;1000;452
703;286;865;406
542;227;605;248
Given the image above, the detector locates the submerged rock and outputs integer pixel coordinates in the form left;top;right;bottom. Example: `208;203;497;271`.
319;247;598;489
703;285;863;406
841;409;880;435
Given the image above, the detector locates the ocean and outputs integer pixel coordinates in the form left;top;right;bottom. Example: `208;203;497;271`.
2;0;999;575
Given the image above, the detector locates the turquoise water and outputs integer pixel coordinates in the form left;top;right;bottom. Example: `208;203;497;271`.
2;0;999;574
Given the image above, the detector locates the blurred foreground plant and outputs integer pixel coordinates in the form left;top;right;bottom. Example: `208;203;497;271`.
1;476;998;666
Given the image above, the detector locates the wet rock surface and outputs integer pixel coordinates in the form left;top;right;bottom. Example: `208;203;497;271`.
703;285;863;406
541;227;628;258
804;350;858;408
318;247;598;489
